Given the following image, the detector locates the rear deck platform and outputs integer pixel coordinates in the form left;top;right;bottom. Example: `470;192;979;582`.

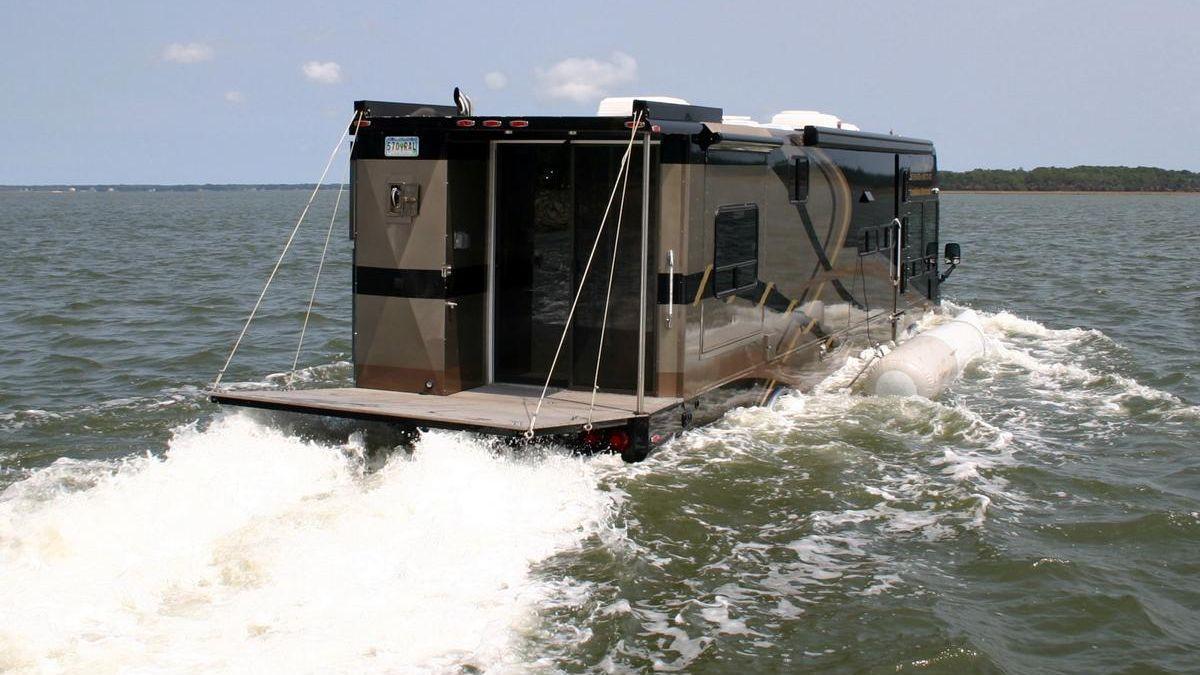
210;384;682;436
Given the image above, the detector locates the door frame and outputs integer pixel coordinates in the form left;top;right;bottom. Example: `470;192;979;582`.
484;138;660;387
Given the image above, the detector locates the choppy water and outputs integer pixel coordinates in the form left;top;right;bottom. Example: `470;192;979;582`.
1;190;1197;673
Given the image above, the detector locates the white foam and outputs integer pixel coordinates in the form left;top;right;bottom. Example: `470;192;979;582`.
0;414;612;673
964;312;1192;417
263;360;353;386
695;596;757;636
634;607;714;670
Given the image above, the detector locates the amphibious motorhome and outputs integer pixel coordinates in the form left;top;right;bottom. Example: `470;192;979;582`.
212;96;953;461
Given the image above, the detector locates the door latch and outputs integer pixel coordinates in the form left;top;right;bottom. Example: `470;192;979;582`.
388;182;420;217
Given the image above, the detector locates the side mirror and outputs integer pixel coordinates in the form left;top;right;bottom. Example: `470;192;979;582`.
944;242;961;265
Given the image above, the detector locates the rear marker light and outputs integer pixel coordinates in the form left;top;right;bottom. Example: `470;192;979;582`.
456;119;476;127
482;120;502;128
607;430;631;452
509;120;529;128
356;120;371;128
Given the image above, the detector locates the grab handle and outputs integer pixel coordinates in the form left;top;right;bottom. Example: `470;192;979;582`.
666;249;675;328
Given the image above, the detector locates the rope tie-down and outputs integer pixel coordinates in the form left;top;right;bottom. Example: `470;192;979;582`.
524;111;645;440
210;110;362;392
287;114;365;388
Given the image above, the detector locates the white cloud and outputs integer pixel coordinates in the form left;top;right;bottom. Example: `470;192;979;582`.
535;52;637;103
162;42;214;64
484;71;508;90
302;61;343;85
224;91;245;104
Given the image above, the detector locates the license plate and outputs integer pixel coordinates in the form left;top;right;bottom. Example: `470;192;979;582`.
384;136;419;157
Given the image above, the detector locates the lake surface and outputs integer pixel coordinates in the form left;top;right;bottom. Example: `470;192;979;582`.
0;191;1197;673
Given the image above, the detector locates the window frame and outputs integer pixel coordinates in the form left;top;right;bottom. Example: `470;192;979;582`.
712;203;760;299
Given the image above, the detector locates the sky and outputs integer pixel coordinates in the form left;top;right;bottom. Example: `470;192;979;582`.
1;0;1197;184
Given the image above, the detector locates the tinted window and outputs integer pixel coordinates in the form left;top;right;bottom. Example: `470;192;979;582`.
713;204;758;297
707;149;768;166
794;156;809;202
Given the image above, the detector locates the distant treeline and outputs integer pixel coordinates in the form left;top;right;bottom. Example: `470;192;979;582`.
939;166;1200;192
6;165;1200;193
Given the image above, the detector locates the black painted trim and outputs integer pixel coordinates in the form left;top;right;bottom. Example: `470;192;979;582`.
657;271;708;304
633;99;722;123
355;265;487;299
354;100;457;118
698;127;785;149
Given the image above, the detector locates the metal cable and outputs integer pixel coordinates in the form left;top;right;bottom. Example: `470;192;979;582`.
584;127;636;429
287;111;364;387
210;112;357;390
525;111;644;438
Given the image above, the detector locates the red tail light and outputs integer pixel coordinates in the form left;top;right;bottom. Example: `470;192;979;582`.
482;119;502;128
509;120;529;128
456;119;476;127
607;430;631;452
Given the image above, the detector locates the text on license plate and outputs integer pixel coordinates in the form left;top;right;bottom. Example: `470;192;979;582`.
384;136;419;157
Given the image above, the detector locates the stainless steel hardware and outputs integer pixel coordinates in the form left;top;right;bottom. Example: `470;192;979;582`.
666;249;675;328
388;182;420;217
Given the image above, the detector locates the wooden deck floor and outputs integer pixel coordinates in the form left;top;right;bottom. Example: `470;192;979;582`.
211;383;681;435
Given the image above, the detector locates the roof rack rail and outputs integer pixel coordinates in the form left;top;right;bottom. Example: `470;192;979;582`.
802;126;934;154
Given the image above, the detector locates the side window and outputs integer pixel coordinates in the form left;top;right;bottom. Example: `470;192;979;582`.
713;204;759;298
793;156;810;203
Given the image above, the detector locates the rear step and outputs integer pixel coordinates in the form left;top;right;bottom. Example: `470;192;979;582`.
210;384;677;461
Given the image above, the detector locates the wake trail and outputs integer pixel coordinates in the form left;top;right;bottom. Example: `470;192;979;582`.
0;413;613;673
603;302;1194;649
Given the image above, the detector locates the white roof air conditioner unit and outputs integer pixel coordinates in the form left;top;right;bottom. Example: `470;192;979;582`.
770;110;858;131
721;115;761;127
596;96;690;116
